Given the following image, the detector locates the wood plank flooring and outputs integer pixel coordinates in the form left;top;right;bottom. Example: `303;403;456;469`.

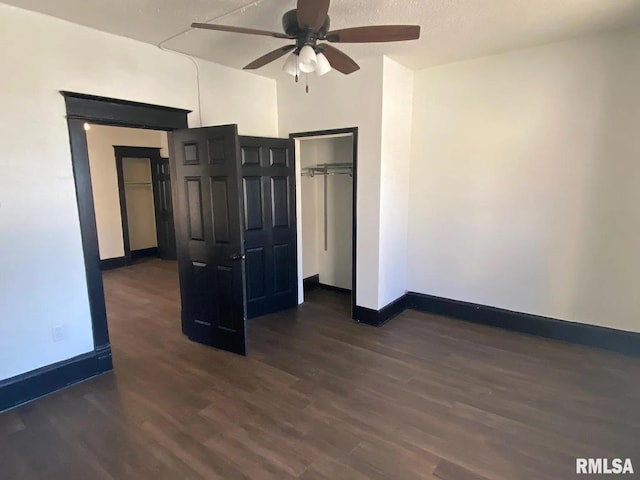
1;258;639;479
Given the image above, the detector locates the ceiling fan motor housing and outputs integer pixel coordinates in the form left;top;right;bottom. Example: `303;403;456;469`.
282;9;330;50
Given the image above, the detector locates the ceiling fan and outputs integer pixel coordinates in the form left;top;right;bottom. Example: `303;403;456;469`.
191;0;420;81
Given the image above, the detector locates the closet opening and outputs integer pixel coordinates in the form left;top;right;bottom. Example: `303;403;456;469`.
290;128;358;318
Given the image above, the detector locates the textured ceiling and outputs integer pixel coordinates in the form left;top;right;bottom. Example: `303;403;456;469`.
5;0;640;78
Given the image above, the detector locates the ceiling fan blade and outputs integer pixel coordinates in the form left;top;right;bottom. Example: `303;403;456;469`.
326;25;421;43
318;44;360;75
191;23;291;39
244;45;296;70
296;0;330;32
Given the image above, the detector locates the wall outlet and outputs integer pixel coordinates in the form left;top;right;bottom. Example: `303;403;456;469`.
52;325;66;342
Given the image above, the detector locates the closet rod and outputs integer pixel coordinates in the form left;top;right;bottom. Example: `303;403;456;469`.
301;171;352;177
316;162;353;167
301;163;353;178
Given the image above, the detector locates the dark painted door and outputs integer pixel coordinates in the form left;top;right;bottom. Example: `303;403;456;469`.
151;157;177;260
240;136;297;319
169;125;247;355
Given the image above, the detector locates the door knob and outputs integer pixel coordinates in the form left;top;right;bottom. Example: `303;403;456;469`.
230;253;245;261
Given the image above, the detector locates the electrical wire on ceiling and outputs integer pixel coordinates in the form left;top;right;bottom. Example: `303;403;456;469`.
156;0;269;127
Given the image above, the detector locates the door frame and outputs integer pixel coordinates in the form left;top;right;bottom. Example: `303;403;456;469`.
113;145;163;265
62;91;190;368
289;127;358;318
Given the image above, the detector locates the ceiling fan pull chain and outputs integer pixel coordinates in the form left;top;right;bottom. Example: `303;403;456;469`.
306;73;309;93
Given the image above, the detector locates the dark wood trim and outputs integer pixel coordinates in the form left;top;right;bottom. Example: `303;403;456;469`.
0;347;112;413
350;128;358;320
319;283;352;294
113;146;164;158
405;292;640;356
303;274;320;291
354;295;407;327
99;256;127;271
62;91;191;113
353;306;379;326
303;275;352;294
352;291;640;356
290;127;358;320
62;91;191;130
63;91;189;392
113;146;162;264
99;249;157;271
66;118;110;349
288;128;355;139
131;247;158;259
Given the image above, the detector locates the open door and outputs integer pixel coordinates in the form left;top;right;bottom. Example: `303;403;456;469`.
151;156;177;260
169;125;247;355
239;136;298;319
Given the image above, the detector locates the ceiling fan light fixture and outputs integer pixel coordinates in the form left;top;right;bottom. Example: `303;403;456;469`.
298;45;317;73
192;1;421;80
299;61;316;73
315;52;332;76
283;52;299;76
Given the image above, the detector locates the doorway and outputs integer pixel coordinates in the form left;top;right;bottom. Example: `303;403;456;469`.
290;128;358;318
63;91;190;369
113;146;177;264
83;123;177;271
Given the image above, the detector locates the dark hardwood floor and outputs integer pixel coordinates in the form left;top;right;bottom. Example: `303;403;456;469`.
1;259;639;479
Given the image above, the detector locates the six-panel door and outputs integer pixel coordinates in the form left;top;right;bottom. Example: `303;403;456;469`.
240;136;298;319
169;125;247;355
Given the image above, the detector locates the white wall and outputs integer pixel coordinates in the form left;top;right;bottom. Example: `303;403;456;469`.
378;58;414;308
299;141;319;279
278;58;384;309
197;59;278;135
409;27;640;333
299;136;353;290
0;3;279;381
86;125;166;260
